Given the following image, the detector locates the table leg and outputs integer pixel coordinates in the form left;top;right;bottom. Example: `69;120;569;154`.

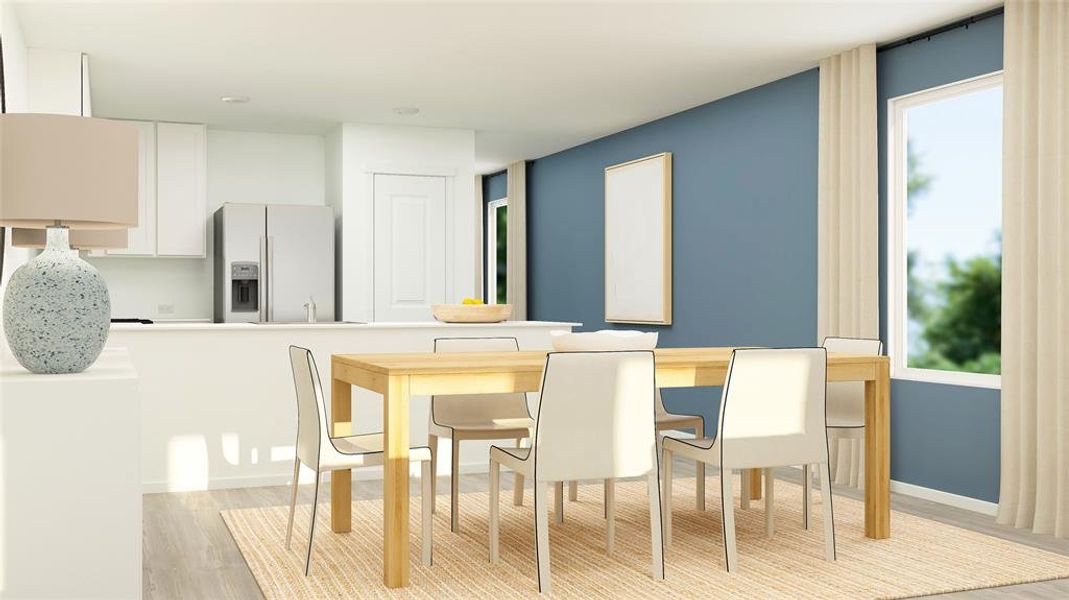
748;468;763;500
864;360;891;539
330;377;352;533
383;375;411;588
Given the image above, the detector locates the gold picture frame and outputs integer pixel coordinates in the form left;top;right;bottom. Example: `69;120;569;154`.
604;152;672;324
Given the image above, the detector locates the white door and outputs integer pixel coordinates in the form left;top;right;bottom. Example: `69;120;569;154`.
374;174;447;321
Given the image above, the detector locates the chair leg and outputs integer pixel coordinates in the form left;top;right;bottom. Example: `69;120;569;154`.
568;480;578;501
489;459;500;564
740;469;751;510
819;462;836;561
429;434;438;515
835;439;850;486
647;470;665;581
451;437;461;532
304;470;321;576
764;467;774;538
286;458;300;550
802;464;812;530
513;437;525;506
828;435;838;482
857;433;866;492
849;438;861;488
605;477;616;555
535;480;552;594
603;479;609;519
696;423;707;511
421;460;433;566
554;482;564;524
662;448;673;547
721;468;738;573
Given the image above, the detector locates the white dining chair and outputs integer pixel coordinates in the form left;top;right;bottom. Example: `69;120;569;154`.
429;337;535;533
569;390;706;509
286;346;433;575
488;351;664;594
799;336;883;528
662;347;835;572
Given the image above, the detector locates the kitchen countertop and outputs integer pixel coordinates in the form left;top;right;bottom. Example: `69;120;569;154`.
109;320;581;332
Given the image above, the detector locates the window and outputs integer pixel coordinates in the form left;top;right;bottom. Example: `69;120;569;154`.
486;198;508;304
888;72;1002;388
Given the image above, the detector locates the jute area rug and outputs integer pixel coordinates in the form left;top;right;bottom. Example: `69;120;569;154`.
221;476;1069;599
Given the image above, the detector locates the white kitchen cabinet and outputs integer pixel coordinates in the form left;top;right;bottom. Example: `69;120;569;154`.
27;48;90;116
106;121;157;256
155;122;207;257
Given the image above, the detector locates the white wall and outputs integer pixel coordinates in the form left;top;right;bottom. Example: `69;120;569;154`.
335;123;476;322
87;129;326;320
0;1;31;304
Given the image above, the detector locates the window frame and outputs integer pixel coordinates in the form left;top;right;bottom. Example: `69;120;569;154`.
886;71;1003;389
486;197;508;305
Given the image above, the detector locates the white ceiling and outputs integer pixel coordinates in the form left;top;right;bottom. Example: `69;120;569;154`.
13;0;1000;173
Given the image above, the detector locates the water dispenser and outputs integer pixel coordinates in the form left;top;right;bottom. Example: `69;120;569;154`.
230;262;259;313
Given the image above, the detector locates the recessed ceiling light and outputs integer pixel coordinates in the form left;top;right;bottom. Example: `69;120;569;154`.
393;106;420;116
220;95;250;104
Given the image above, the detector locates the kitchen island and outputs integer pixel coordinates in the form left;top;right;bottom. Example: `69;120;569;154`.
110;320;577;492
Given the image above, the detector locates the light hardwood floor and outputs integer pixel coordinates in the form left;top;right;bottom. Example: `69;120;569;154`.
143;467;1069;599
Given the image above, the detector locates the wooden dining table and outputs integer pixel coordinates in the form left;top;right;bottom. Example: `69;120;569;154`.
330;347;891;588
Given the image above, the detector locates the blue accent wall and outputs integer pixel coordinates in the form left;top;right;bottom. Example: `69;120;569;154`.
878;14;1003;502
484;171;507;201
527;69;821;432
526;12;1004;503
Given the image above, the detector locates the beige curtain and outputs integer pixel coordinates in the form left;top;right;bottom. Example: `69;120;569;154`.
506;161;527;319
998;0;1069;539
474;175;484;299
817;44;879;341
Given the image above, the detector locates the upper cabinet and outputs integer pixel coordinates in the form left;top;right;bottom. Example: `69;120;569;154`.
107;121;157;256
27;48;90;116
155;123;207;257
100;121;207;258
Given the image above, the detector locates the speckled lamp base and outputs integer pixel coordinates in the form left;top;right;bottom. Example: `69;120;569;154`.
2;227;111;374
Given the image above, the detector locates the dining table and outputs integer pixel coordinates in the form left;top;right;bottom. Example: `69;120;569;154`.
329;346;891;588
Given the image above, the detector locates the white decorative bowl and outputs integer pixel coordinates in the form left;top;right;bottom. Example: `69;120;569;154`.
550;329;658;352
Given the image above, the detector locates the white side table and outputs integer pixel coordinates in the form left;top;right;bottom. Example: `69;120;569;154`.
1;347;141;599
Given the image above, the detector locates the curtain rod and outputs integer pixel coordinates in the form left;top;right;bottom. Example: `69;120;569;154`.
877;6;1004;53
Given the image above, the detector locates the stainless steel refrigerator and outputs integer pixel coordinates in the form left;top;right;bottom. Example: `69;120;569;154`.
213;203;335;323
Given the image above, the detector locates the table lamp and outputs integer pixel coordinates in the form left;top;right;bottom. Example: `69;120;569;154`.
11;227;128;251
0;113;138;374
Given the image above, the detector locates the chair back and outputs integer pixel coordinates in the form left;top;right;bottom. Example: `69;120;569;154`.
288;346;333;467
431;337;531;426
718;348;828;469
823;337;883;426
533;351;657;481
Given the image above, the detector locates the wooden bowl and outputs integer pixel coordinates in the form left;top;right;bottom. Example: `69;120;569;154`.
431;304;513;323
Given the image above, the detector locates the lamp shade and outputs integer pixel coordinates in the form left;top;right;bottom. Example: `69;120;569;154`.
0;113;138;230
11;227;128;250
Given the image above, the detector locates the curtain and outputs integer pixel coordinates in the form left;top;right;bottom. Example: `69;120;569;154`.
998;0;1069;539
817;44;879;341
474;175;484;299
506;161;527;319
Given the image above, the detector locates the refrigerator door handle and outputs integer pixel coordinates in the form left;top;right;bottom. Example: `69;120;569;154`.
258;235;268;323
267;236;275;322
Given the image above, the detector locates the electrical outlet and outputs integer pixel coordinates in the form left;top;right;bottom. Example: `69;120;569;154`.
157;303;175;315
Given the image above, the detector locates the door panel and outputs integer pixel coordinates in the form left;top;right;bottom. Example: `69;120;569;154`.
267;205;335;322
108;121;156;256
374;174;447;321
156;122;207;257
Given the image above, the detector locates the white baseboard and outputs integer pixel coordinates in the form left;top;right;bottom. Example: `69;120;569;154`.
890;480;998;516
142;462;494;494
